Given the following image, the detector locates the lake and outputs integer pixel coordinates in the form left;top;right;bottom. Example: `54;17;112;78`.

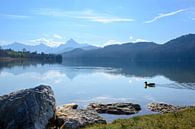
0;59;195;122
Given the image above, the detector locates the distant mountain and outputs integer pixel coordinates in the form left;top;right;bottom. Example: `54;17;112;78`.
2;42;51;53
62;42;159;59
54;39;98;54
2;39;98;54
137;34;195;61
62;34;195;61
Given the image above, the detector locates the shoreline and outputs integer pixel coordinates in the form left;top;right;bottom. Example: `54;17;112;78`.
0;57;24;62
83;107;195;129
0;85;194;129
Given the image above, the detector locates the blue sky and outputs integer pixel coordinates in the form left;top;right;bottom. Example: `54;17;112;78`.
0;0;195;47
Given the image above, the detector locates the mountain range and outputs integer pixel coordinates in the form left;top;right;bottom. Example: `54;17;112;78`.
2;34;195;61
62;34;195;61
2;39;97;54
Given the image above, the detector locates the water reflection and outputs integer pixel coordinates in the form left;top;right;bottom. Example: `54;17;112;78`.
0;59;195;92
1;59;195;83
0;60;62;73
144;85;155;89
0;59;195;121
62;59;195;83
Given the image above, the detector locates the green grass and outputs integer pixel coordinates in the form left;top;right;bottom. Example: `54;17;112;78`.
84;108;195;129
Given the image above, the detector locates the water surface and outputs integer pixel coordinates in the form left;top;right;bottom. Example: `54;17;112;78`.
0;60;195;121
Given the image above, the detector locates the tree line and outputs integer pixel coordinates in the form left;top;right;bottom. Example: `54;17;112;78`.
0;48;62;63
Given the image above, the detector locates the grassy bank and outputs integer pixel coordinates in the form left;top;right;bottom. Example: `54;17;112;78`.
84;108;195;129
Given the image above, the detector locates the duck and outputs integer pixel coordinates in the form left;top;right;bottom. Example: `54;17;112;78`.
144;81;155;88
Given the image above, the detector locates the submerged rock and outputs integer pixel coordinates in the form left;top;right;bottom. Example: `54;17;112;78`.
0;85;56;129
55;104;106;129
87;103;141;115
147;102;194;113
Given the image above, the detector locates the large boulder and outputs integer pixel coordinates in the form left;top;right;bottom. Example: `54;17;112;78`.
148;102;194;113
87;103;141;115
55;104;106;129
0;85;56;129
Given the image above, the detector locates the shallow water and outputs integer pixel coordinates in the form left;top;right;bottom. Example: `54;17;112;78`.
0;60;195;121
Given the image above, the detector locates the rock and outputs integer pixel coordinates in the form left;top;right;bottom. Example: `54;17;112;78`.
55;104;106;129
0;85;56;129
147;102;194;113
87;103;141;115
57;103;78;110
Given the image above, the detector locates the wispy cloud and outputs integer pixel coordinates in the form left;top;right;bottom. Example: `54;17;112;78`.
192;18;195;20
103;40;122;46
0;40;9;46
133;38;148;42
85;16;134;23
129;36;133;40
145;9;187;23
102;37;149;47
53;34;63;39
28;33;64;47
29;37;63;47
129;35;149;43
0;14;30;19
34;9;135;23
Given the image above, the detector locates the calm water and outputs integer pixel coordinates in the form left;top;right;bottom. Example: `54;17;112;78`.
0;60;195;121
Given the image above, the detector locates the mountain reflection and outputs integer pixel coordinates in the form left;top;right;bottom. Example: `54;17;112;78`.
1;59;195;84
62;59;195;83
